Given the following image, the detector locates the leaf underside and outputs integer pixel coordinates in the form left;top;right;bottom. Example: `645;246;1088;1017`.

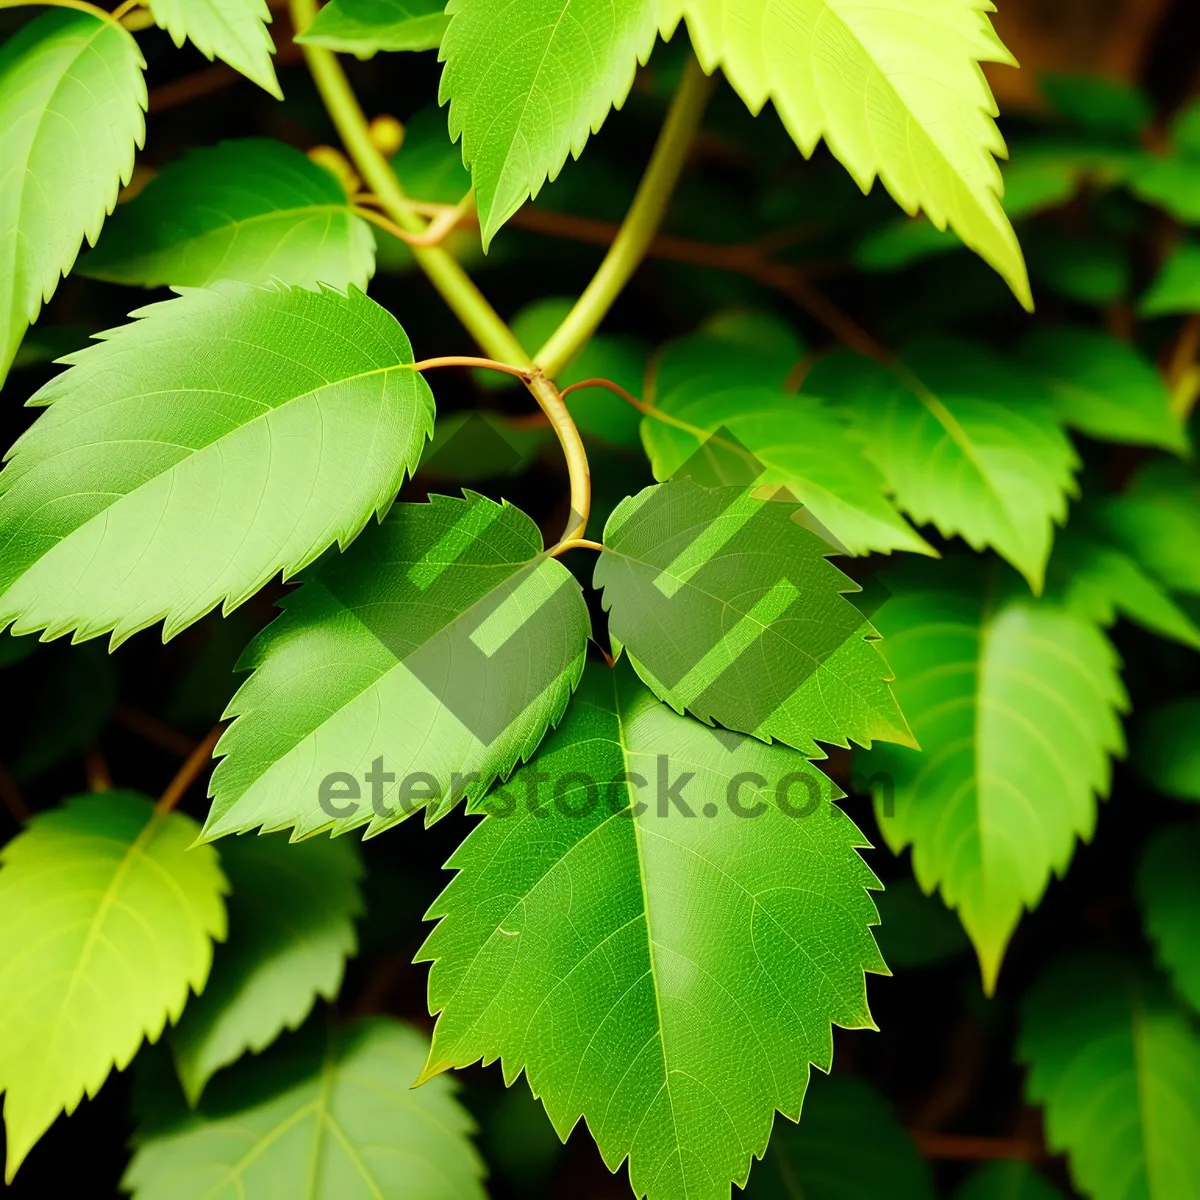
126;1019;487;1199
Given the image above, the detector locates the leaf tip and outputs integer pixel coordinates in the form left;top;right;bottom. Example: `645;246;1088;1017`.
412;1056;454;1088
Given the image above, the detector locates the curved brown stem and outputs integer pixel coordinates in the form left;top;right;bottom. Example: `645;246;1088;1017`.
156;725;223;815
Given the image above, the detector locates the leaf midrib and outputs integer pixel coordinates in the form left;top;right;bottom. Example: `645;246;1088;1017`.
0;357;410;581
610;670;683;1190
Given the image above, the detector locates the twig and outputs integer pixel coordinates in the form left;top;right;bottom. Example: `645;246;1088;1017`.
1165;313;1200;419
547;538;605;558
525;372;591;545
147;41;304;113
534;56;716;378
561;377;651;413
0;759;29;824
156;725;223;815
113;703;199;757
910;1133;1047;1162
408;355;533;380
509;207;888;363
85;745;112;793
354;191;476;248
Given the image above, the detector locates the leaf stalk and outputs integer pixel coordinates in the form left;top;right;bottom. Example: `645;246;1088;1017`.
533;55;716;378
287;0;530;367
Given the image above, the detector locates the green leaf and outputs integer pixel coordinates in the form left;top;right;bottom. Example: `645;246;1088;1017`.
872;876;970;969
147;0;280;97
298;0;449;57
1019;955;1200;1200
956;1162;1066;1200
0;282;434;646
644;312;926;557
1141;241;1200;316
1138;823;1200;1013
172;833;363;1104
126;1018;486;1199
742;1074;933;1199
652;311;805;404
594;476;914;755
1019;327;1187;453
1131;156;1200;223
641;385;933;557
0;791;227;1179
418;659;888;1200
1029;234;1129;306
81;140;376;292
1046;527;1200;651
417;411;551;480
0;10;146;381
861;560;1127;991
203;492;589;840
854;219;963;272
438;0;658;246
1096;462;1200;595
806;341;1079;592
663;0;1031;308
1040;73;1152;141
1134;698;1200;803
1172;99;1200;159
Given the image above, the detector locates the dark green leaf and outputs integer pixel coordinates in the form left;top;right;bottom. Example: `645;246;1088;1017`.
82;140;375;291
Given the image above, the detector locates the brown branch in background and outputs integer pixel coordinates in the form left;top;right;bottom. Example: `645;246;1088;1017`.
156;725;224;816
508;206;890;362
910;1133;1048;1163
909;1017;987;1135
85;745;112;793
113;702;199;757
147;40;304;113
1165;313;1200;418
0;759;29;824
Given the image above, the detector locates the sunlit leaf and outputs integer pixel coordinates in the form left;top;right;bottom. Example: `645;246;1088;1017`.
419;659;887;1200
0;792;226;1179
298;0;449;56
0;283;433;646
662;0;1031;306
0;10;145;381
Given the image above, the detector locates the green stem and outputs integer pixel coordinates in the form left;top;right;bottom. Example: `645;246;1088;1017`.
533;55;716;378
289;0;530;366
